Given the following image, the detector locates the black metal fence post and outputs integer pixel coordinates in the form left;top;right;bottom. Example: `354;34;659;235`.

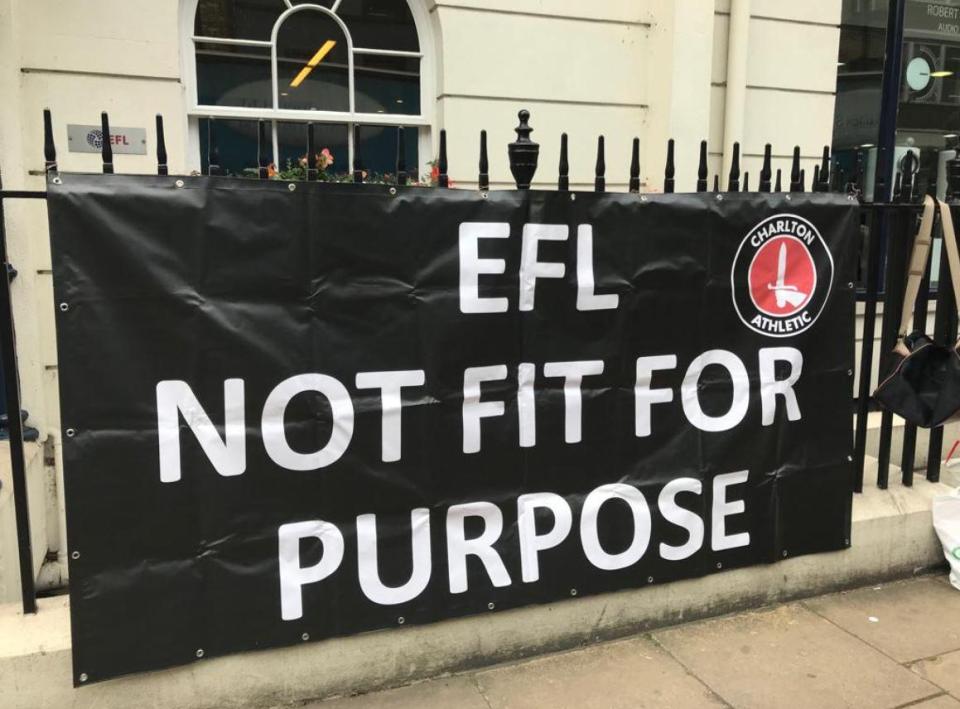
0;174;36;614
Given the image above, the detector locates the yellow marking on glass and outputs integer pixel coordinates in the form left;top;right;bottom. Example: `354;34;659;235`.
290;40;337;88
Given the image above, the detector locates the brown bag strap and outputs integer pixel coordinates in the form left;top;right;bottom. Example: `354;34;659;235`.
936;198;960;318
899;196;937;337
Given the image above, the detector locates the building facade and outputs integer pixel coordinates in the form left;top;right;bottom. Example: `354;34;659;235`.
0;0;843;599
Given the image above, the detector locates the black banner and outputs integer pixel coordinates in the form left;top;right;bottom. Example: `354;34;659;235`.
47;175;858;684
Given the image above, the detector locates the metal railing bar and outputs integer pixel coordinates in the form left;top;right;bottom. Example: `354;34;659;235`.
188;105;429;127
0;191;47;199
0;182;37;614
874;207;912;488
352;47;423;58
899;236;933;485
191;35;273;47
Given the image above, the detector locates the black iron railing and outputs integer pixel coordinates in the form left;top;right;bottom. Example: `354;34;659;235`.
0;107;957;614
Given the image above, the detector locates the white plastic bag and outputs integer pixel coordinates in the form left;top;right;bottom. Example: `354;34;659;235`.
933;490;960;590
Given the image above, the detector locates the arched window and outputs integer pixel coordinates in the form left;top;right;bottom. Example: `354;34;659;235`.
183;0;432;178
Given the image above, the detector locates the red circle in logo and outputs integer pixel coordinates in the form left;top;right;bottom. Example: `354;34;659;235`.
748;235;816;316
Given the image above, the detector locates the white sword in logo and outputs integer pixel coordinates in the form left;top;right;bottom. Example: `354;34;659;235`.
767;242;807;308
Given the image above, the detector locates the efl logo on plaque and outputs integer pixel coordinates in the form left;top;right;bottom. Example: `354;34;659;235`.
732;214;834;337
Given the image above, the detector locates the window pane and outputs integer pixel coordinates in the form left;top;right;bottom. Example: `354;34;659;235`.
337;0;419;52
355;54;420;115
199;118;261;176
277;11;350;112
356;124;419;180
196;42;272;108
195;0;282;41
276;121;349;178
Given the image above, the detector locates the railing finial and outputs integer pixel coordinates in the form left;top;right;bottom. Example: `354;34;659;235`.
727;142;740;192
306;123;317;182
775;168;782;193
790;146;802;192
396;126;407;186
43;109;57;174
257;119;269;180
353;125;364;184
759;143;772;192
664;138;675;194
437;129;448;188
713;174;720;192
478;129;489;191
594;136;606;193
207;119;221;176
100;111;114;174
156;114;168;176
818;146;831;192
508;109;538;190
696;140;708;193
558;133;569;192
743;171;750;192
629;137;640;194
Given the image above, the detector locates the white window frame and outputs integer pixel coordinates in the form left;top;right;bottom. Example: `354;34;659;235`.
179;0;435;176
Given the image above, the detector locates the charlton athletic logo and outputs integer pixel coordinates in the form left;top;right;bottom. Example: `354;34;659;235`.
731;214;834;338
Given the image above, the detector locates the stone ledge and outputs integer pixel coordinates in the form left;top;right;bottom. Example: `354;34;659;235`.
0;472;952;709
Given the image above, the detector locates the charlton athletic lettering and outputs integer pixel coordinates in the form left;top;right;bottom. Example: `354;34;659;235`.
47;176;857;682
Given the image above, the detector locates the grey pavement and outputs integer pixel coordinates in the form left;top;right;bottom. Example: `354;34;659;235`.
308;574;960;709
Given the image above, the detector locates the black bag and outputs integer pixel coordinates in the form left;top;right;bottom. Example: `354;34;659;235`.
874;197;960;427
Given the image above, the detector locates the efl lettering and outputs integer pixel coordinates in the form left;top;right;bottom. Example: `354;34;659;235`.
462;365;508;454
355;369;426;462
459;222;509;314
543;360;604;444
576;225;619;311
681;350;750;432
658;478;704;561
519;224;568;311
711;470;750;551
262;374;354;470
581;483;651;571
278;520;344;621
446;501;512;593
517;493;573;583
517;362;537;448
156;379;246;483
635;355;677;437
758;348;803;425
356;508;431;605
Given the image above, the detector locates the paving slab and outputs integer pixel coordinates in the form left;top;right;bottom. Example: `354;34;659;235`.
473;636;726;709
911;649;960;698
310;678;488;709
653;604;939;709
804;576;960;663
910;695;960;709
